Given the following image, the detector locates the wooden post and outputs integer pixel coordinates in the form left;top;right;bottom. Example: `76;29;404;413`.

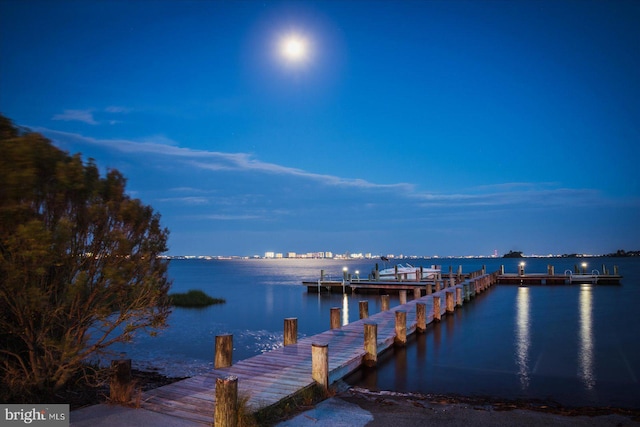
482;265;486;275
284;318;297;346
363;322;377;367
359;300;369;319
320;269;325;281
449;274;455;288
215;334;233;369
500;265;505;275
330;307;341;329
416;303;426;333
312;343;329;389
456;287;462;307
395;310;407;346
446;290;454;313
381;294;390;311
433;296;441;321
463;283;470;301
614;265;619;275
214;375;238;427
457;265;462;281
399;290;407;305
435;280;441;292
547;265;554;275
413;287;421;300
110;359;132;403
375;263;380;280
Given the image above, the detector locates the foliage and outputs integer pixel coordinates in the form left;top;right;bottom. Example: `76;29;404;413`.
169;289;225;307
0;115;172;401
503;250;524;258
608;249;640;257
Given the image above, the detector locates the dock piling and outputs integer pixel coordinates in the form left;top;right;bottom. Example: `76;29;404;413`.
394;310;407;346
330;307;341;329
359;301;369;319
381;295;390;311
215;334;233;369
416;303;426;333
363;322;377;367
399;290;407;304
284;318;298;346
446;290;455;313
214;376;238;427
433;296;441;321
312;343;329;389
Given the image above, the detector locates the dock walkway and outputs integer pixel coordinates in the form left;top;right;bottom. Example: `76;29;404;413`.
140;273;497;425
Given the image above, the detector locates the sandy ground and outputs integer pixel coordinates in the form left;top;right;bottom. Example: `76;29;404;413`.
278;387;640;427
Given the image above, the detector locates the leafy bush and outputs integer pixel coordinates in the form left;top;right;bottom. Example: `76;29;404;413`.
0;115;171;401
169;290;225;307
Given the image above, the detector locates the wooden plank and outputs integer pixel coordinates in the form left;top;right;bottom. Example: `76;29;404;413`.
140;273;499;423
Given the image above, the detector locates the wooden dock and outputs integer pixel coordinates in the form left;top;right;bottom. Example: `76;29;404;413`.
139;272;499;425
304;264;622;292
497;273;622;285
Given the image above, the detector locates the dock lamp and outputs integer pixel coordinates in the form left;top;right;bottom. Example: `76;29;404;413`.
343;266;348;281
518;262;525;276
582;262;587;274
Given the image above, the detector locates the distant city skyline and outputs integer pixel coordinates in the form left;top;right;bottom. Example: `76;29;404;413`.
168;248;612;260
1;1;638;257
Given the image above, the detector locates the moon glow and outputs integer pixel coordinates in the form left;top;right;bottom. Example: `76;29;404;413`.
280;34;308;63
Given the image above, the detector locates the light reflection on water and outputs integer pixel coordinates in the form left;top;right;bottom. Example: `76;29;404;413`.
342;293;349;326
579;284;595;390
109;257;640;408
515;286;530;390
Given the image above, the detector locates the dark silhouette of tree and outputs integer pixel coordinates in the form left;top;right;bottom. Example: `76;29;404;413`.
503;250;524;258
0;115;171;400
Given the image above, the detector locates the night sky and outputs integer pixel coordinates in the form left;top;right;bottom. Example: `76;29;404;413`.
1;0;638;257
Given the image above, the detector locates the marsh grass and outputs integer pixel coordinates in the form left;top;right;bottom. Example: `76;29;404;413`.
169;289;225;307
251;384;334;426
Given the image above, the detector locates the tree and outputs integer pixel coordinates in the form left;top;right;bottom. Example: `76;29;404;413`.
503;250;524;258
0;115;171;400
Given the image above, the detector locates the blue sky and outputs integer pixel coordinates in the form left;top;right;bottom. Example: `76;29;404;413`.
1;0;638;257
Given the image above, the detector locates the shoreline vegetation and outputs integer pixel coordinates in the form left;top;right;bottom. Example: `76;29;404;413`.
169;289;225;307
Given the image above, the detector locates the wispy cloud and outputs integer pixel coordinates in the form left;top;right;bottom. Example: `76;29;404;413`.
52;109;98;125
38;127;609;213
105;106;131;114
196;214;265;220
52;106;132;126
157;196;211;205
39;128;411;191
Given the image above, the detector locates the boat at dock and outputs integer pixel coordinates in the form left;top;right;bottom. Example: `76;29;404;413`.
378;263;441;280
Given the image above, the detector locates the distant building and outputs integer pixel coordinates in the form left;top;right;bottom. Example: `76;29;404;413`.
275;253;283;258
286;252;297;258
264;252;275;259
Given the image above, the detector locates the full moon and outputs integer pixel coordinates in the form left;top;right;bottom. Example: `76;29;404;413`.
280;35;308;63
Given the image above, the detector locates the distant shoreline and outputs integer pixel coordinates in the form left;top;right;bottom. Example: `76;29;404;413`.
161;253;639;261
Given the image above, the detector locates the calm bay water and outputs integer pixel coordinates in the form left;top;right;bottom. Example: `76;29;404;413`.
113;257;640;409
